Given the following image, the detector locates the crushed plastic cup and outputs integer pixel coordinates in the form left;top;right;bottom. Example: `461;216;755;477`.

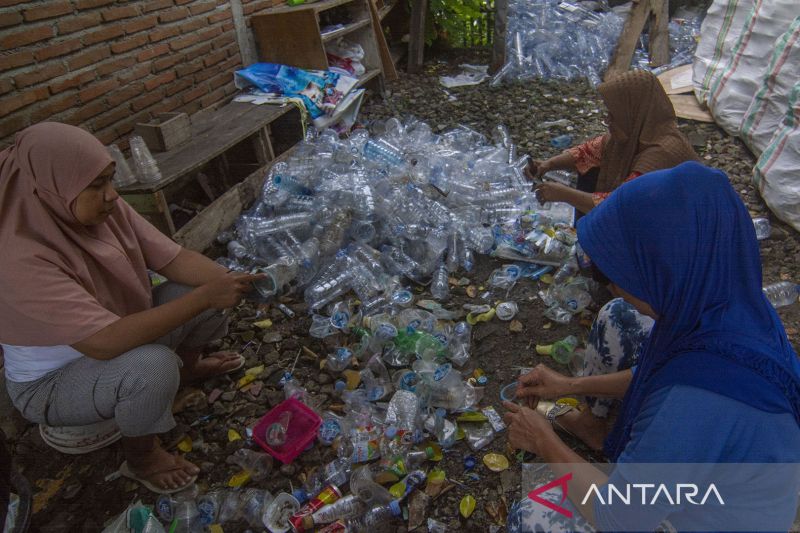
495;301;518;321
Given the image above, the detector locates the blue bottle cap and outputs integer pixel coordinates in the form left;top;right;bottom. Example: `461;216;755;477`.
292;488;308;504
388;499;402;516
334;380;346;392
464;455;477;470
384;426;398;439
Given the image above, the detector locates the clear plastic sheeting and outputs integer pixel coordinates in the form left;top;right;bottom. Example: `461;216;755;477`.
492;0;625;87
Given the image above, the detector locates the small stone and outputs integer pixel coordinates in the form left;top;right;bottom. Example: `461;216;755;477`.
221;391;236;402
263;350;281;365
279;464;296;477
263;332;283;344
509;320;524;332
315;373;332;385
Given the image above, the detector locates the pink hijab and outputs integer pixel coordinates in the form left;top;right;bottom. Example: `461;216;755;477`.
0;123;180;346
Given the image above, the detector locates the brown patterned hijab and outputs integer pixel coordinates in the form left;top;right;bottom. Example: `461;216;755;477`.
596;70;699;193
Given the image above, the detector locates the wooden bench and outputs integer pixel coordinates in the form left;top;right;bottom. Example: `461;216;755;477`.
119;100;304;251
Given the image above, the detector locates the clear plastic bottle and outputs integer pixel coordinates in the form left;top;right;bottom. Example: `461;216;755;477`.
448;321;471;367
272;173;313;196
240;213;314;237
129;135;162;183
228;449;273;481
107;144;137;187
326;347;353;372
309;494;367;526
752;217;771;240
430;264;450;301
363;138;405;167
763;281;800;308
293;458;352;504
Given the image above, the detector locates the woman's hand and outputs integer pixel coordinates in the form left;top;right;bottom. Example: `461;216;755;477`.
516;364;573;408
503;401;558;456
534;181;575;204
197;271;264;310
525;159;552;181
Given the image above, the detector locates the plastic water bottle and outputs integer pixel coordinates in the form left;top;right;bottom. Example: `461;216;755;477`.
430;264;450;301
763;281;800;308
294;458;351;504
326;348;353;372
228;449;273;481
309;494;367;526
448;321;471;367
108;144;137;187
273;174;313;196
752;217;771;240
550;134;573;149
363;139;405;167
538;335;579;364
129;136;162;183
344;500;403;533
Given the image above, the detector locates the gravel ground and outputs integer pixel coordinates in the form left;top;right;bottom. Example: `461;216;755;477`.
9;51;800;532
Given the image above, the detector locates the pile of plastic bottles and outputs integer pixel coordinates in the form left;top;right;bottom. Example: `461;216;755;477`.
491;0;704;87
198;117;591;532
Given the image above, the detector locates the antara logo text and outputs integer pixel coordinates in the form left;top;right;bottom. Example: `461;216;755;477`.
528;473;725;519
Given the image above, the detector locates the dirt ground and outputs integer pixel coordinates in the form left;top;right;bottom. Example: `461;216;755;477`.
8;51;800;532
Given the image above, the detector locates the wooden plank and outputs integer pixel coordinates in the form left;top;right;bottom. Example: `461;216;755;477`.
657;64;693;95
122;191;175;235
173;148;296;252
263;0;355;15
367;0;398;81
120;102;293;194
648;0;670;67
251;10;328;70
669;94;714;122
605;0;651;81
491;0;508;73
321;18;372;42
408;0;426;74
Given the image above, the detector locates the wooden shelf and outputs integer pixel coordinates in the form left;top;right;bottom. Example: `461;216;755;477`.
356;68;382;86
378;1;395;19
321;18;371;42
263;0;359;15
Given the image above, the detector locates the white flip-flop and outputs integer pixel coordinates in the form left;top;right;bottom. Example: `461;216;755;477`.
118;461;197;495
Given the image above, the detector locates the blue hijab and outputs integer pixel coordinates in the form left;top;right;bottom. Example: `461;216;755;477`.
577;161;800;461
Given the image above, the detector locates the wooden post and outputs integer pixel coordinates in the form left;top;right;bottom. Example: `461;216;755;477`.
367;0;398;81
408;0;427;74
490;0;508;73
605;0;671;81
648;0;670;67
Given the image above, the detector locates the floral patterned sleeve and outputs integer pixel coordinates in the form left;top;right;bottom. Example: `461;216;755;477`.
591;171;643;205
566;135;605;175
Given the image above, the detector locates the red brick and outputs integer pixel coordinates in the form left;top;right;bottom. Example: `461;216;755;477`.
181;85;206;104
154;52;185;72
107;83;143;107
199;86;226;108
68;100;108;123
189;1;216;15
179;17;204;34
185;43;212;61
92;106;132;130
193;65;219;83
144;71;176;91
93;126;122;147
150;96;182;115
79;79;117;103
123;15;158;34
23;1;72;22
117;63;151;84
149;25;180;43
111;33;148;54
83;24;125;46
102;5;139;22
57;12;101;34
221;20;234;32
198;26;223;41
0;25;55;50
35;38;83;61
174;0;193;4
75;0;115;9
165;77;192;96
67;46;111;71
211;32;235;50
159;6;189;23
179;99;202;115
0;78;12;95
0;10;22;27
170;33;201;51
30;92;80;122
0;0;34;6
136;43;169;62
96;56;137;77
0;114;29;141
49;70;96;94
203;49;226;68
14;63;68;89
243;0;273;15
0;87;48;118
131;89;164;111
0;50;35;72
142;0;173;13
208;72;231;90
207;8;230;23
175;59;203;78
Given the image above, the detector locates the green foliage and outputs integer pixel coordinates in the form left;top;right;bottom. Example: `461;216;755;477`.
422;0;493;47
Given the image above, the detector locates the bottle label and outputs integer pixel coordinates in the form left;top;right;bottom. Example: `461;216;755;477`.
290;485;342;532
454;322;469;335
318;419;342;445
376;323;398;340
434;363;452;381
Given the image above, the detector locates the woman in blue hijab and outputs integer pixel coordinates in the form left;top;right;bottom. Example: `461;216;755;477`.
504;162;800;532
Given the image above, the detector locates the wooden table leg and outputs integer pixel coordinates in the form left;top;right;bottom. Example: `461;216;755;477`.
408;0;427;74
122;190;176;236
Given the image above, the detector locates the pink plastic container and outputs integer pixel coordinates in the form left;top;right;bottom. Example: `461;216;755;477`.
252;397;321;464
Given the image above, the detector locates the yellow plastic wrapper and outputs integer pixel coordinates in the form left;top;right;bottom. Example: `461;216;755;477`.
426;443;443;461
467;307;496;325
457;412;488;423
459;494;476;518
245;365;264;377
176;436;193;453
227;469;250;488
208;525;224;533
427;469;446;485
389;481;406;499
227;429;242;442
237;374;256;389
483;453;510;472
254;319;273;329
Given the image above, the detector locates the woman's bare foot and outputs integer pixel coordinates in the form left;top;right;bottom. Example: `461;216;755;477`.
554;408;609;451
123;436;199;491
180;351;243;384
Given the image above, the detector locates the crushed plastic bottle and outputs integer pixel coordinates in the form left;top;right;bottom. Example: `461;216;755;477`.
763;281;800;308
227;448;273;481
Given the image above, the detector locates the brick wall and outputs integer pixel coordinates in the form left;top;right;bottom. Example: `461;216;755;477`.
0;0;282;150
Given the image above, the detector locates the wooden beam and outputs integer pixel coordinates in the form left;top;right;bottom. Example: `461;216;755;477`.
367;0;399;81
605;0;651;81
490;0;508;73
648;0;670;67
408;0;427;74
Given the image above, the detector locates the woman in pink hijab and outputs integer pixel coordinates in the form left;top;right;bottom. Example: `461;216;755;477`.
0;122;262;493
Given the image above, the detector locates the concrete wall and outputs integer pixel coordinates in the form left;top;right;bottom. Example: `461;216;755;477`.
0;0;281;150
